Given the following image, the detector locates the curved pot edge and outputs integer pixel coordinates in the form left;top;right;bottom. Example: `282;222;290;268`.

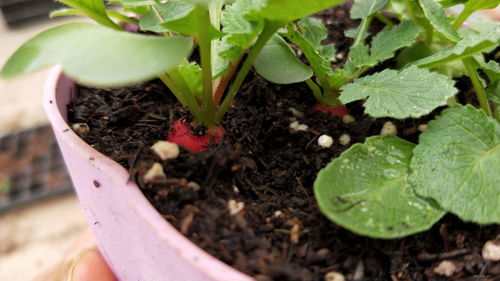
43;66;254;281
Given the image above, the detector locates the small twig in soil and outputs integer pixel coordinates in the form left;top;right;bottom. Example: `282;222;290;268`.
417;248;470;262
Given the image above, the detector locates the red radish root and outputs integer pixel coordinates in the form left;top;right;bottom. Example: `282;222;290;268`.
167;118;225;152
313;103;349;117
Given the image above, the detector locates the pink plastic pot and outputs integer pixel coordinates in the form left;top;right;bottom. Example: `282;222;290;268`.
44;67;254;281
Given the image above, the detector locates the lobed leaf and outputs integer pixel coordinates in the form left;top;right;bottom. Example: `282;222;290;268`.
414;28;500;68
0;23;193;87
350;0;390;19
369;20;422;64
340;66;458;118
418;0;460;42
410;105;500;223
297;17;336;59
253;34;313;84
314;135;445;239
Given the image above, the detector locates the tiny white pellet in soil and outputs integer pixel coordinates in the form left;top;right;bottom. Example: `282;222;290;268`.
151;141;180;160
418;124;428;132
324;271;345;281
380;121;397;135
144;162;166;182
290;224;300;244
289;121;308;132
482;240;500;261
318;135;334;148
232;185;240;193
341;114;356;124
339;134;351;146
71;123;90;137
186;181;200;191
227;199;244;216
433;260;458;277
289;107;305;118
273;210;283;218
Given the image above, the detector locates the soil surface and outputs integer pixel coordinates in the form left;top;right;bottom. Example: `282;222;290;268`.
68;6;499;281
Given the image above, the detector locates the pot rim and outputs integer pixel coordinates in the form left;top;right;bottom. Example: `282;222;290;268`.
43;66;254;281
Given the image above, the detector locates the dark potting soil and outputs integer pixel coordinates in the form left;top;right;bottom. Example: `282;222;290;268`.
67;6;499;281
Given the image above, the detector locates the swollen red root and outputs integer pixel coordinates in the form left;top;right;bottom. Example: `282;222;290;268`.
313;103;349;117
167;118;225;152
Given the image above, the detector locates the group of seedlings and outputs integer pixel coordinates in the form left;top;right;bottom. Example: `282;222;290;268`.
1;0;499;244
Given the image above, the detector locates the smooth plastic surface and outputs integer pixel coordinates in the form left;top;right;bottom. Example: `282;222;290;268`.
43;67;254;281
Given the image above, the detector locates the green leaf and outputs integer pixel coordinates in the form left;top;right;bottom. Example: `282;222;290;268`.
261;0;346;24
107;0;155;6
340;66;458;118
350;0;390;19
56;0;120;30
418;0;460;42
139;1;194;33
369;20;421;64
253;34;313;84
177;62;203;98
481;60;500;83
439;0;468;8
160;6;222;38
314;135;445;239
487;80;500;105
297;17;336;59
0;22;193;87
348;44;372;67
410;105;500;224
414;28;500;68
50;8;84;18
219;0;266;61
462;0;500;18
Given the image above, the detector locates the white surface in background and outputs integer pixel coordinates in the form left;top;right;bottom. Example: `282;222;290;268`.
0;195;86;281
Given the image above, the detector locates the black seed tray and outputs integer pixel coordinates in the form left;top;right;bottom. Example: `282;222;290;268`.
0;0;62;28
0;125;73;213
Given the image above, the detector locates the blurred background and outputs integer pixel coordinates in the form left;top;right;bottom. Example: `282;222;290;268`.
0;1;86;280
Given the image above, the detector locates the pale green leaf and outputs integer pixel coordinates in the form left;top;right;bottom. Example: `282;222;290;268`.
410;105;500;224
139;1;194;33
418;0;460;42
340;66;458;118
349;44;373;67
177;62;203;97
344;26;369;41
0;23;193;87
253;35;313;84
462;0;500;18
107;0;155;6
350;0;390;19
369;20;421;63
50;8;84;18
414;28;500;68
314;135;445;239
481;60;500;82
56;0;119;29
160;7;222;38
261;0;346;24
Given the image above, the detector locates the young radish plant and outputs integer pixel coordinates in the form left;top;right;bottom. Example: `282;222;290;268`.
0;0;346;151
314;0;500;238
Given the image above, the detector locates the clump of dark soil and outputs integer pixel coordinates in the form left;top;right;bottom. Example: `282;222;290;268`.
68;6;499;281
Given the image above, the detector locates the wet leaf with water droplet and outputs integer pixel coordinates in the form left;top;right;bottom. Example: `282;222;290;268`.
410;105;500;223
314;135;445;238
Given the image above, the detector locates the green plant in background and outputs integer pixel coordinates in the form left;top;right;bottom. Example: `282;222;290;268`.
314;0;500;238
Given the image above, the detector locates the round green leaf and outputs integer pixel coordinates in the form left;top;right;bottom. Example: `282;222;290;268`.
0;22;193;87
314;135;445;239
253;34;312;84
410;105;500;224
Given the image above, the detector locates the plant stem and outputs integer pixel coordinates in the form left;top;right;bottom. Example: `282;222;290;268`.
196;6;215;127
214;23;278;124
353;16;372;47
213;56;242;107
375;12;394;26
462;57;493;117
159;72;204;122
306;79;327;104
452;8;471;30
